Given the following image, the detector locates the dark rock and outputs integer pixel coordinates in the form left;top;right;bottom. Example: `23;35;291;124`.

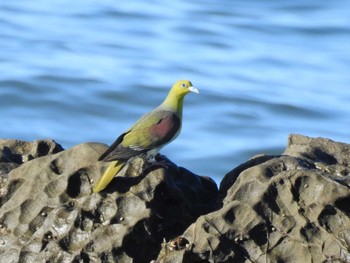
1;134;349;263
0;139;64;177
156;135;350;263
0;141;218;263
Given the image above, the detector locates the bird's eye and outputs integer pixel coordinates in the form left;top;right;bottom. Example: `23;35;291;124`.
181;83;186;88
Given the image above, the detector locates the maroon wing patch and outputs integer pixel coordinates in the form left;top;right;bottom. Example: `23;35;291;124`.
99;112;180;162
149;113;180;146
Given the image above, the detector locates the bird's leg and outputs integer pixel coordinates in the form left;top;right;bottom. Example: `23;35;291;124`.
151;153;171;168
142;153;171;173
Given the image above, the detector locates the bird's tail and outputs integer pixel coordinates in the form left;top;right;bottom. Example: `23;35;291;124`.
93;160;126;193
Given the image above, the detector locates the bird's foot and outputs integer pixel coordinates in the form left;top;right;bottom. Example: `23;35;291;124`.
143;154;171;172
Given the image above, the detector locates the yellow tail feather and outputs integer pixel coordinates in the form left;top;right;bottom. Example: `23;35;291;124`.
93;160;126;193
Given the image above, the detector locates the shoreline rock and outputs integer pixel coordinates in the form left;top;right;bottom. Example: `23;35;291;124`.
157;134;350;262
0;141;217;263
0;134;349;262
0;139;64;177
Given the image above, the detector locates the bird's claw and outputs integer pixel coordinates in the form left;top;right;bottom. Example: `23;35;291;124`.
142;154;171;173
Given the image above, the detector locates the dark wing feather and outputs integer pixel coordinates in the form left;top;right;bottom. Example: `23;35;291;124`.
98;132;126;161
99;131;148;161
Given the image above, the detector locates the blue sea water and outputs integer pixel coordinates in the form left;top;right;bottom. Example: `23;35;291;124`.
1;1;349;184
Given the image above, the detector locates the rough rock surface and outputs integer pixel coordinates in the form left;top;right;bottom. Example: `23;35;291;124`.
0;139;64;177
0;141;218;263
156;135;350;263
0;139;64;197
0;134;349;263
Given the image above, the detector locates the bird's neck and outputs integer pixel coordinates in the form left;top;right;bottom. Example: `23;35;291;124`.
162;91;185;117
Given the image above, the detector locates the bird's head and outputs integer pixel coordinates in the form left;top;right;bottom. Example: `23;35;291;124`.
162;80;199;112
172;80;199;96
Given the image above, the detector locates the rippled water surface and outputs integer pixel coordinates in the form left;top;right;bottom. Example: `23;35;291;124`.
1;1;349;184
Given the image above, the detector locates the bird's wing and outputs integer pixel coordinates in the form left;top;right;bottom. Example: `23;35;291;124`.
100;110;181;162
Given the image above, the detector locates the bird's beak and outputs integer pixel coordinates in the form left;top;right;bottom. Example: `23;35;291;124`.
188;86;199;94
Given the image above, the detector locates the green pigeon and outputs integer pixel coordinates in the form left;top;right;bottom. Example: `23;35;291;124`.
93;80;198;193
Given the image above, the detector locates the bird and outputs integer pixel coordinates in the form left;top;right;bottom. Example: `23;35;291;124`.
93;80;199;193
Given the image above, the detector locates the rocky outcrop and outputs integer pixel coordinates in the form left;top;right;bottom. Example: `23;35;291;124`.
0;141;217;263
0;135;349;263
156;135;350;263
0;139;63;176
0;139;64;198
